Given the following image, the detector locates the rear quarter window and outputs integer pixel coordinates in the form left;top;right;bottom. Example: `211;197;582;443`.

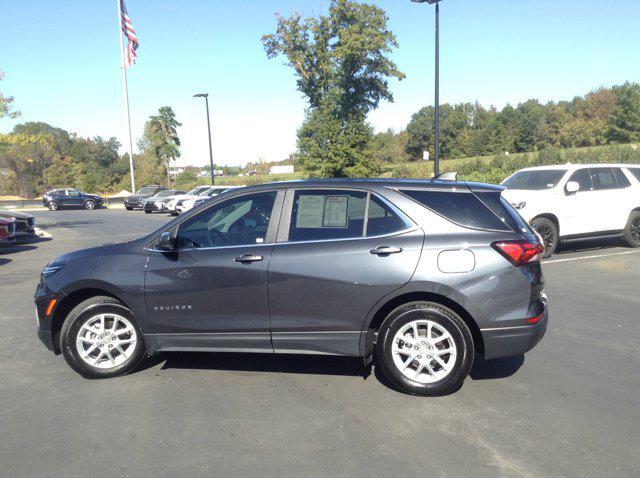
400;189;512;232
626;168;640;182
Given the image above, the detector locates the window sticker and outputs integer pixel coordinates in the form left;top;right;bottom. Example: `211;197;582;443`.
323;195;349;227
296;195;326;228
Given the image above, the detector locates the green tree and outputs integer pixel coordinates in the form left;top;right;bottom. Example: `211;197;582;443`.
262;0;404;177
138;106;182;186
0;70;20;119
607;82;640;143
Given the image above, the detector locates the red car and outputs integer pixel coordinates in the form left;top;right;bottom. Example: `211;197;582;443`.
0;217;16;243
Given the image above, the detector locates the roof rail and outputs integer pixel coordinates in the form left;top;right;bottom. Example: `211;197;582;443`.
434;171;458;181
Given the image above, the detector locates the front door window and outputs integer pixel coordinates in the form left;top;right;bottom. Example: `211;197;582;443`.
176;192;277;248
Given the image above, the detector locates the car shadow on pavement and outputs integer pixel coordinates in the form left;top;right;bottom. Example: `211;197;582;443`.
469;354;524;380
146;351;369;378
0;244;39;255
0;258;11;266
0;237;52;255
37;220;103;230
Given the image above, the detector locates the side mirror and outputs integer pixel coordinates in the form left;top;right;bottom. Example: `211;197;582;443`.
157;231;175;251
565;181;580;194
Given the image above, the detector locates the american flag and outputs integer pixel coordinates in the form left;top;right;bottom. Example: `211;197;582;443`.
120;0;139;67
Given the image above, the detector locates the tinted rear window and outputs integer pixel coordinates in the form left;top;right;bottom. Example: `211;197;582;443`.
400;189;511;231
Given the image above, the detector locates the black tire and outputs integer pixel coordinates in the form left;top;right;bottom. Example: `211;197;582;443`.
48;201;59;211
622;210;640;248
531;217;558;258
144;209;151;214
84;200;96;210
59;296;146;379
375;301;474;396
125;206;133;211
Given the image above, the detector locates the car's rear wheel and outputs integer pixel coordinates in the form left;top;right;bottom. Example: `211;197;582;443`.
125;206;133;211
623;210;640;248
375;301;474;396
84;200;96;210
60;296;145;378
47;201;59;211
531;217;558;258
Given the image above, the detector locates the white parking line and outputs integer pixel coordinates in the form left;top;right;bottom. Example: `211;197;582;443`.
543;249;640;264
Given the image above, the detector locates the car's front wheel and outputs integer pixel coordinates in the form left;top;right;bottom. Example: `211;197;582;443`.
531;217;558;258
84;200;96;210
375;301;474;396
623;210;640;248
47;201;59;211
60;296;145;378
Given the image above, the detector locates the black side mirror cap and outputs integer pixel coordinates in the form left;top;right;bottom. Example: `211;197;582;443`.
157;231;175;251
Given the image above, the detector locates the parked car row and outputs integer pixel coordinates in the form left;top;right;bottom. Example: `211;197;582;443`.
124;185;242;215
501;163;640;257
0;210;37;244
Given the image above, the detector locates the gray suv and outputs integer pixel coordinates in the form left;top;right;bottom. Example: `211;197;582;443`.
35;179;547;396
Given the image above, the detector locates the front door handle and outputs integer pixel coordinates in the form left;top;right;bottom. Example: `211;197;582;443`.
234;254;264;263
370;246;403;256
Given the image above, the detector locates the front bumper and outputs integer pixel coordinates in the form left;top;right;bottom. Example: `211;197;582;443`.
144;201;165;212
34;280;62;354
124;200;143;209
481;308;548;359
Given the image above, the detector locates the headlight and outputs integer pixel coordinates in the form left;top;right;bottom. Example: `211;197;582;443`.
42;259;68;278
512;201;526;210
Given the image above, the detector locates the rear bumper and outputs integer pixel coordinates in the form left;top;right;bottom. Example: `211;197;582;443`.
481;309;548;359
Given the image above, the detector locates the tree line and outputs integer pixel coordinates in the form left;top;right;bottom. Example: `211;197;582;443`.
0;106;185;198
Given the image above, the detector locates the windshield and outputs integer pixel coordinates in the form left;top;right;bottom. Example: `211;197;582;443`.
502;170;566;190
186;187;204;195
137;187;157;195
154;190;175;198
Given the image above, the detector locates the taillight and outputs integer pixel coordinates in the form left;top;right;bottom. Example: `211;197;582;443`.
492;240;544;266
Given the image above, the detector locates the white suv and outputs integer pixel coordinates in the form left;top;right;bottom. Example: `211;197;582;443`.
501;164;640;257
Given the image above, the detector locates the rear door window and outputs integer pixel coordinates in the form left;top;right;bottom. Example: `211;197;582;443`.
288;190;411;242
289;190;367;241
591;168;618;190
400;189;511;231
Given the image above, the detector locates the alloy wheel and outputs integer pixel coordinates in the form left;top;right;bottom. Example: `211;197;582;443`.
75;313;137;369
391;319;457;384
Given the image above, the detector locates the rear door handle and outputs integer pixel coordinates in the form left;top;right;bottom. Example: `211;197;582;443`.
234;254;264;263
370;246;403;256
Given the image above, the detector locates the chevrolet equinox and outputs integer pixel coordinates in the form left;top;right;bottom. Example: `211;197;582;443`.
35;179;548;396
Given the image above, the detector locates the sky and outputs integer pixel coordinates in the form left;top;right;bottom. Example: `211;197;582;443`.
2;0;640;168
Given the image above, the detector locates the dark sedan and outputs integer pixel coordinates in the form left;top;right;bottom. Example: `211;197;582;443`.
0;210;36;237
42;189;104;211
123;185;167;211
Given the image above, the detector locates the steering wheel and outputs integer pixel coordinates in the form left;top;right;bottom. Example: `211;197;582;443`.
204;228;228;247
254;206;272;227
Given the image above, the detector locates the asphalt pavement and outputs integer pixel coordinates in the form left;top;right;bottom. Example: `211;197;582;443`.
1;208;638;477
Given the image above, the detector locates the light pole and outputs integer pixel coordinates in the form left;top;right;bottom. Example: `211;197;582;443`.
412;0;441;177
193;93;215;185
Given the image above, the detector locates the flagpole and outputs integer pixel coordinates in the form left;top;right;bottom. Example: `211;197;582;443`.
117;0;136;193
